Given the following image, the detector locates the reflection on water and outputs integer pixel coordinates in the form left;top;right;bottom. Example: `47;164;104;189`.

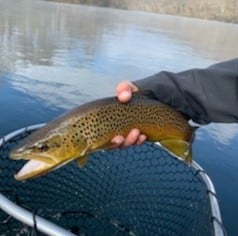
196;124;238;148
194;124;238;236
0;0;238;110
0;0;238;235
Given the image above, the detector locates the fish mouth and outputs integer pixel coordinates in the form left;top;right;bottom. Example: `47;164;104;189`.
14;159;57;181
13;158;76;181
10;151;69;181
10;150;56;163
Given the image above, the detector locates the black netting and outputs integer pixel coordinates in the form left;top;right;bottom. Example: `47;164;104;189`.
0;129;214;236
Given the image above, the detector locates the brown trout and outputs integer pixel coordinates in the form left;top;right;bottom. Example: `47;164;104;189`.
10;93;194;181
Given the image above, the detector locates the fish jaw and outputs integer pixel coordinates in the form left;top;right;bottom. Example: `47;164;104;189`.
10;148;57;164
14;157;76;181
10;148;75;181
14;159;54;181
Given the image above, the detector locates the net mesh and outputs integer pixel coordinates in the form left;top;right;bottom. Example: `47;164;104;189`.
0;128;214;236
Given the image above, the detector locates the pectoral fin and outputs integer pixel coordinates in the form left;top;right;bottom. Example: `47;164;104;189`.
77;155;89;168
160;139;192;163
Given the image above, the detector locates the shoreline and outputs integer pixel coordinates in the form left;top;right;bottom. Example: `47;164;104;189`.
45;0;238;23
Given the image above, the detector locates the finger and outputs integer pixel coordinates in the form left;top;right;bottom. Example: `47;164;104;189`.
111;135;125;148
123;128;140;147
116;81;139;103
136;134;147;145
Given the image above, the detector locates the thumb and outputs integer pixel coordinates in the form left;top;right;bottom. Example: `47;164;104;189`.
116;81;139;103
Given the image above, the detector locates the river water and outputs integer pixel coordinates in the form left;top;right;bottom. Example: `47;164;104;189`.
0;0;238;235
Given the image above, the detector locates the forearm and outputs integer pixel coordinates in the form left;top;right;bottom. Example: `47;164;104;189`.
134;58;238;124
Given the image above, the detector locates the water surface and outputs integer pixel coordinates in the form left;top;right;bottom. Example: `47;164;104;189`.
0;0;238;235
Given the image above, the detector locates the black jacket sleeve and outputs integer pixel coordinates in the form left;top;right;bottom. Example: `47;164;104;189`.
134;58;238;124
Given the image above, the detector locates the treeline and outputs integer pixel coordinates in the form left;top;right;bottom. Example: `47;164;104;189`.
46;0;238;23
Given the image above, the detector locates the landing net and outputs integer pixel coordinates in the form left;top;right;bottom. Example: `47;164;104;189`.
0;124;224;236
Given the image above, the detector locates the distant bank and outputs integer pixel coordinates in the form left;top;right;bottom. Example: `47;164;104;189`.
45;0;237;23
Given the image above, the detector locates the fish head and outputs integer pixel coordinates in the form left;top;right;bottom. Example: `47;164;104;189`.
10;127;87;181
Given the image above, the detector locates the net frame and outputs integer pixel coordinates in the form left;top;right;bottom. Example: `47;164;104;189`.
0;124;225;236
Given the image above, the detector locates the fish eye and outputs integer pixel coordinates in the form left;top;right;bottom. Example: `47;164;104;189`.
35;143;49;152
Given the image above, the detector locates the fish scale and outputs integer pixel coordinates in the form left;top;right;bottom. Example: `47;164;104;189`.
10;93;195;181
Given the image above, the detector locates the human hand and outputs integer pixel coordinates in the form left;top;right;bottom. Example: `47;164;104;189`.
111;81;147;148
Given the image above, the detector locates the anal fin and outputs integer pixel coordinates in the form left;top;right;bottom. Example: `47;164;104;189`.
160;139;192;163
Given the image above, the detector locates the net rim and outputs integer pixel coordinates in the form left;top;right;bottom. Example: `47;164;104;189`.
0;124;225;236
